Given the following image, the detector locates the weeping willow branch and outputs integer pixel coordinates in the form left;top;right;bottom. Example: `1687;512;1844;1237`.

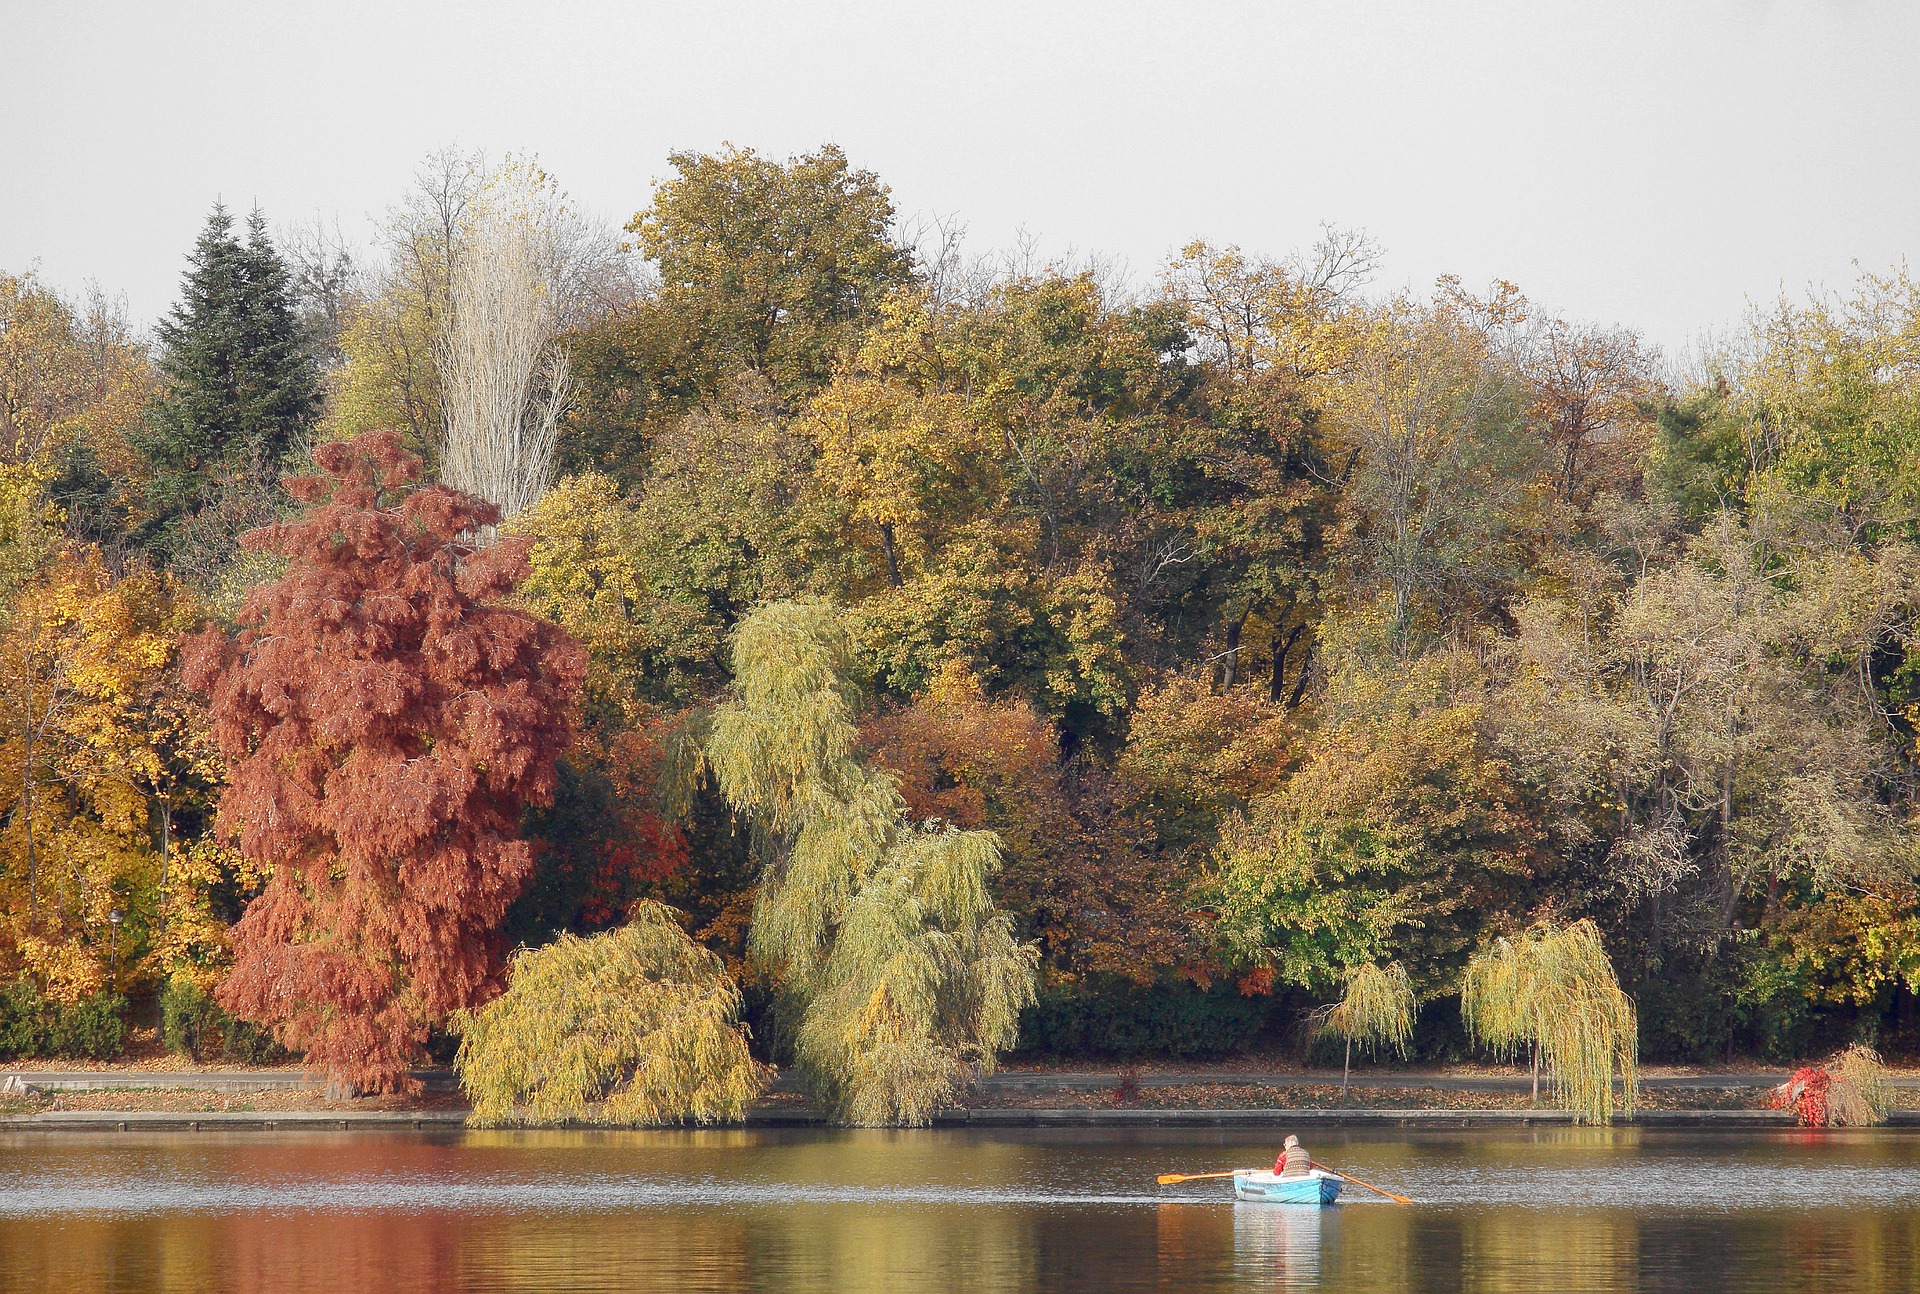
1461;919;1638;1124
1316;962;1415;1099
1828;1043;1892;1126
454;902;766;1126
707;599;1038;1126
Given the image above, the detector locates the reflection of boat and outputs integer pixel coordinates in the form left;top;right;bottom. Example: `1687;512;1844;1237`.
1232;1168;1343;1204
1232;1195;1325;1285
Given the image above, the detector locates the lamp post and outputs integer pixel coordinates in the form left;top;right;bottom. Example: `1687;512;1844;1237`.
107;908;122;994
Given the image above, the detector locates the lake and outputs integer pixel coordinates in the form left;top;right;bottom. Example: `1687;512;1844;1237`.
2;1126;1917;1292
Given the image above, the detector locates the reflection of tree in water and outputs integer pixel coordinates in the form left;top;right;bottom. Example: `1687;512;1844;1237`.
727;1132;1041;1292
1156;1199;1226;1277
463;1208;756;1291
452;1131;1042;1294
0;1210;473;1294
1637;1209;1920;1294
231;1212;470;1293
1457;1209;1638;1293
15;1132;1920;1294
1304;1204;1920;1294
741;1203;1038;1294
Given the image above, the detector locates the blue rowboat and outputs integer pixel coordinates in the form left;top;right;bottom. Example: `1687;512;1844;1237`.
1232;1168;1343;1204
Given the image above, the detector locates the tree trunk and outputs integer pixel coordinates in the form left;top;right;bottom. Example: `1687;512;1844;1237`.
878;522;903;588
1561;433;1582;505
1718;759;1740;929
21;661;34;930
1343;1037;1352;1103
1218;610;1247;691
1531;1043;1541;1104
1270;623;1303;704
1286;641;1314;709
156;794;171;1036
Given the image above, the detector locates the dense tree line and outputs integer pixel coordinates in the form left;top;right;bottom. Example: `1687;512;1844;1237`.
2;143;1918;1109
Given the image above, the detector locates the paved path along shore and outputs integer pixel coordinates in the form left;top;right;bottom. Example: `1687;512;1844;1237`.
10;1064;1920;1133
9;1067;1912;1094
954;1070;1846;1093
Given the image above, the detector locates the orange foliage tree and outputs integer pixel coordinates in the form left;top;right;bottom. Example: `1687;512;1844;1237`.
862;661;1196;979
182;431;584;1092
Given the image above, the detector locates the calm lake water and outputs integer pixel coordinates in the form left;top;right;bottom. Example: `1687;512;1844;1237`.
2;1126;1918;1293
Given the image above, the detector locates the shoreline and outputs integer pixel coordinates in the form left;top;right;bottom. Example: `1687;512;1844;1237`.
5;1106;1918;1131
12;1062;1903;1092
9;1062;1917;1132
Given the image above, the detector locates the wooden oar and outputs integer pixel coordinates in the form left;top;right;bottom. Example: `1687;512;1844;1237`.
1156;1169;1254;1185
1310;1160;1412;1204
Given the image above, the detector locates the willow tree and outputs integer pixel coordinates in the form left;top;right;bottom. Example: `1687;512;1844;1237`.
1829;1044;1893;1126
1462;920;1638;1123
707;599;1037;1125
455;901;765;1126
1318;962;1415;1101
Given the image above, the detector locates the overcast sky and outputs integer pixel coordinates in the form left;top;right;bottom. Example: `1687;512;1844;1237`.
4;0;1916;354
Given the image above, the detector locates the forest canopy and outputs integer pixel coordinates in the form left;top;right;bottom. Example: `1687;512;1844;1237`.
4;142;1920;1101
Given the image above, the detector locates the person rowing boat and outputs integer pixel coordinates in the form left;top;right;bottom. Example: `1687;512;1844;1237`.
1274;1134;1311;1179
1157;1140;1412;1205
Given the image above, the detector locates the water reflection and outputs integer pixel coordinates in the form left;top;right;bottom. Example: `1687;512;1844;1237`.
1455;1208;1637;1293
1232;1200;1323;1288
4;1128;1920;1293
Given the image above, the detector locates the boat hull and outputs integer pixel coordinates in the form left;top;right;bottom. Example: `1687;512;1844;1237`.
1232;1170;1342;1204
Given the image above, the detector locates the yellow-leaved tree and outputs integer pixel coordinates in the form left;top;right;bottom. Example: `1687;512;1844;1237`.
456;900;766;1126
1462;919;1638;1124
0;548;223;1001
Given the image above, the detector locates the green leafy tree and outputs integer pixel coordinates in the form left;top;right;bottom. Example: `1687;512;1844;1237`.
1210;604;1540;989
707;599;1036;1125
135;205;320;575
1646;387;1750;519
1321;285;1541;638
801;277;1195;750
619;382;848;700
0;272;154;562
1742;269;1920;542
630;144;915;401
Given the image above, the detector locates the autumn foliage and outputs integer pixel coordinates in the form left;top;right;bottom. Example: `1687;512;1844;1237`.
16;146;1920;1085
1770;1046;1893;1127
182;431;583;1091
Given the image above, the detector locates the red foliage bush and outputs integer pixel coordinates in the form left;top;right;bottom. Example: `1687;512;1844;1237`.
1772;1066;1833;1126
182;432;585;1092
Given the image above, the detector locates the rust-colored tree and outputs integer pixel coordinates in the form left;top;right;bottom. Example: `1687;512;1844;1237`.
182;430;584;1092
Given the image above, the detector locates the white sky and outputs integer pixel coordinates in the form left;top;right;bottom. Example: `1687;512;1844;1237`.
4;0;1916;355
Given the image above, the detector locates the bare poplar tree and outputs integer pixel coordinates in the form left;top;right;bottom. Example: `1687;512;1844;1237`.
437;190;570;526
421;155;633;528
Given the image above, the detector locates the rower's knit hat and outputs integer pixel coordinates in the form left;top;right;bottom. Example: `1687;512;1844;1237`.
1284;1135;1300;1148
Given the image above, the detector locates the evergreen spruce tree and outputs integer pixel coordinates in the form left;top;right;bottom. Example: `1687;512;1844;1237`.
135;205;320;573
